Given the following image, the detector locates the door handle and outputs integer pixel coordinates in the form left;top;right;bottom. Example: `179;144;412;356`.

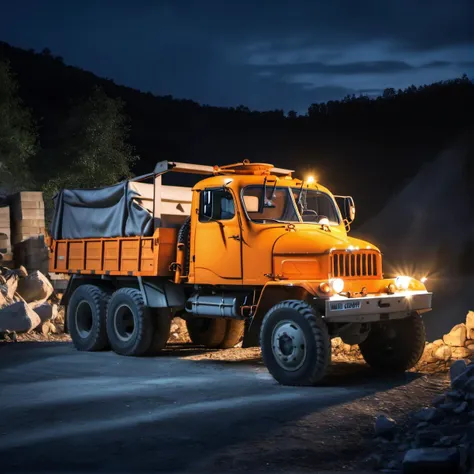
228;235;240;240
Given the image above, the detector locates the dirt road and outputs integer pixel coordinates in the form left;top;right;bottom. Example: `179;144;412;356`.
0;342;448;473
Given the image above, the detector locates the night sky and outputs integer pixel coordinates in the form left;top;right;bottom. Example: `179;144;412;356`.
1;0;473;113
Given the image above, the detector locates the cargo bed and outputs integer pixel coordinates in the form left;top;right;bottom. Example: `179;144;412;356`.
49;228;177;277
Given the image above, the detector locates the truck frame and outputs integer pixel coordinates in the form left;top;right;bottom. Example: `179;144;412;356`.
49;160;432;386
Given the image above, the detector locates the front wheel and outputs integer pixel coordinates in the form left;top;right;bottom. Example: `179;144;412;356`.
359;313;426;372
260;300;331;386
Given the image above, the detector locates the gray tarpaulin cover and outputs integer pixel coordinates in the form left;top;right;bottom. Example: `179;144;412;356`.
50;181;153;240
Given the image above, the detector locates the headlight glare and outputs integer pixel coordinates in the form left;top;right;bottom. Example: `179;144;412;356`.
395;275;411;290
330;278;344;294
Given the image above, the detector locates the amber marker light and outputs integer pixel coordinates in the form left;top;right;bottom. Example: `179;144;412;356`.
421;277;428;283
319;282;331;294
306;175;315;185
387;283;396;294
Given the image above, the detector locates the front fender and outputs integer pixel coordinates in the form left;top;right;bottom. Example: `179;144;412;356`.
242;281;318;348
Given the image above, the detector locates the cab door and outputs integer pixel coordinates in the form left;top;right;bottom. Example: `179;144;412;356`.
193;187;242;283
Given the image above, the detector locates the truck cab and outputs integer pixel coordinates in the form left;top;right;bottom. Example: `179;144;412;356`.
49;160;432;386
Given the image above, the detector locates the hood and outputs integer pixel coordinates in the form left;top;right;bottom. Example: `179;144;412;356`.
272;226;380;256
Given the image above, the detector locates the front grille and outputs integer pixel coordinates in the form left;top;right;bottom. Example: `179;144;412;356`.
331;251;380;278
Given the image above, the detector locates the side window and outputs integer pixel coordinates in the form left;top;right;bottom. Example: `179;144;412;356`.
199;188;235;222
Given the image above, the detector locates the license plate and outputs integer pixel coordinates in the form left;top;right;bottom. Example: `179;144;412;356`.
330;301;362;311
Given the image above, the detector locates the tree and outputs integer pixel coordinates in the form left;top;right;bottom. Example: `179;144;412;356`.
43;86;138;199
0;60;37;192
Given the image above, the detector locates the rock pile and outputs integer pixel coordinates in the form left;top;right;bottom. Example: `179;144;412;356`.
330;312;474;370
0;267;59;340
418;312;474;367
331;336;363;360
370;358;474;473
168;317;190;343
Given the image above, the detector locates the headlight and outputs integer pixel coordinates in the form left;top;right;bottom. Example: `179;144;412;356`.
395;276;411;290
330;278;344;294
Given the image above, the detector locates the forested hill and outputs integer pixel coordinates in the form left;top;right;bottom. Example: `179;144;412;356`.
1;41;473;226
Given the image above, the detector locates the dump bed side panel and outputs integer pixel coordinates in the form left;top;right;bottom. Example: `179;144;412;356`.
49;228;177;277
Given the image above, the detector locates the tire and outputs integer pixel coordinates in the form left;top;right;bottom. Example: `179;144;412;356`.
106;288;169;356
220;320;245;349
186;317;227;348
67;284;110;352
359;312;426;372
260;300;331;386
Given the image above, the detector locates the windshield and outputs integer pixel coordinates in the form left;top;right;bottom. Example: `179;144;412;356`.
242;185;300;223
292;188;340;225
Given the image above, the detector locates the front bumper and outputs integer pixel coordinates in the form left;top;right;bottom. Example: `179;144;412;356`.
323;291;432;322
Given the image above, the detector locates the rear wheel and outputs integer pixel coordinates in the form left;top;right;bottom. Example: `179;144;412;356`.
260;300;331;386
220;320;245;348
359;313;426;372
67;284;110;352
186;317;227;348
106;288;170;356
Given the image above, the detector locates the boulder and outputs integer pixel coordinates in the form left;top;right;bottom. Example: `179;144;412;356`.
415;429;443;448
450;359;467;382
451;366;474;390
17;271;53;303
421;343;437;362
451;347;471;359
443;324;467;347
445;390;464;401
0;301;41;332
0;289;10;309
467;344;474;352
38;321;57;336
432;394;446;406
465;339;474;347
464;376;474;393
439;401;460;412
403;448;460;474
434;345;452;361
331;337;343;348
453;401;468;414
439;434;462;447
466;311;474;332
374;414;396;437
414;407;443;423
0;276;19;301
432;339;444;347
469;328;474;341
30;302;58;323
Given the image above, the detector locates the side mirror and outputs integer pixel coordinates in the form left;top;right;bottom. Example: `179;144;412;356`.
335;196;356;224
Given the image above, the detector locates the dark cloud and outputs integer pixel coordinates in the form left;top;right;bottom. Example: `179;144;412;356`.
0;0;472;111
254;60;439;76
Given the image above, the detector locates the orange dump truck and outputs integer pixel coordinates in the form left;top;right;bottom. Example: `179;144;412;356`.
48;160;432;386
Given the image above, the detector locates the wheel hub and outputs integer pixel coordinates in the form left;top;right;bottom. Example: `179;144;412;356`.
271;320;307;371
114;304;136;342
75;301;93;338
